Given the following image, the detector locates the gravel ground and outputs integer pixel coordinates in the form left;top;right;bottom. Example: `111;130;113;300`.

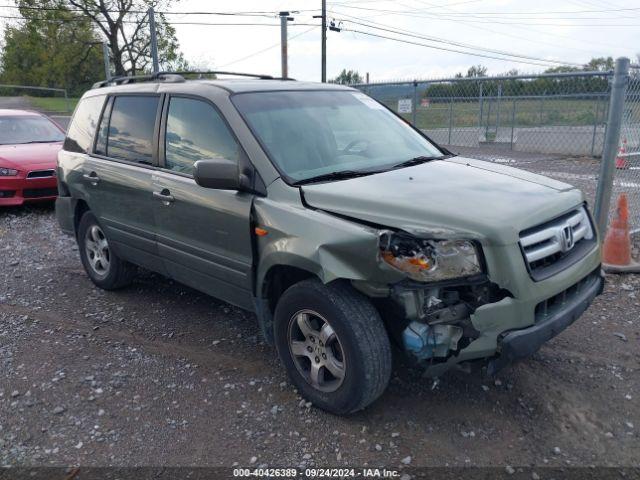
0;204;639;473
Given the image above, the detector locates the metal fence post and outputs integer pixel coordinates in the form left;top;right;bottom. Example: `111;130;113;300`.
590;96;600;157
478;82;484;133
510;98;516;150
102;42;111;81
496;82;502;138
412;81;418;126
485;99;492;141
594;57;630;235
448;96;453;145
63;89;70;113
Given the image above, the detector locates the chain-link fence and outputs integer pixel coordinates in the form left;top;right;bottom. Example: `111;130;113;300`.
614;66;640;233
355;68;640;233
357;72;611;156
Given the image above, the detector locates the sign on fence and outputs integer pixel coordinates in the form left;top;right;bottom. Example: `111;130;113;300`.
398;98;412;113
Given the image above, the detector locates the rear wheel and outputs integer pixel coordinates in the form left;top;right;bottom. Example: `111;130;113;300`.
274;279;392;415
77;211;135;290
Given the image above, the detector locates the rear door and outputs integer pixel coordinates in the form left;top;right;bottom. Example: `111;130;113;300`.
85;93;165;273
152;95;254;309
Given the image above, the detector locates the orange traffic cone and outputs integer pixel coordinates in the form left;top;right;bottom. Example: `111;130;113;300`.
602;193;640;273
615;137;628;169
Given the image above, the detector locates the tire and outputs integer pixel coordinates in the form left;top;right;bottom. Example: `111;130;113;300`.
77;211;136;290
274;278;392;415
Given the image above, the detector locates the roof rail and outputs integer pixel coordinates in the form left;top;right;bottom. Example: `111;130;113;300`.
92;72;185;89
167;70;296;81
91;70;296;89
166;70;276;80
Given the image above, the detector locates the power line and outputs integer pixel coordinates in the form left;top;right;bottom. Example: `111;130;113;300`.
332;2;640;18
0;14;318;28
0;4;280;17
219;26;318;68
330;15;581;66
329;6;623;57
326;3;640;25
339;28;576;67
0;14;144;23
169;21;318;27
391;0;633;54
330;2;640;16
330;0;483;9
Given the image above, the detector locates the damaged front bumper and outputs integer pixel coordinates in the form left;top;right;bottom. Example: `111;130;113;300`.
487;269;604;375
375;241;604;377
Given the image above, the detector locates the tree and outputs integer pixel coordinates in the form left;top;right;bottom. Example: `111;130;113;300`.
0;0;103;95
585;56;614;72
545;56;614;74
62;0;187;76
466;64;487;78
331;69;363;85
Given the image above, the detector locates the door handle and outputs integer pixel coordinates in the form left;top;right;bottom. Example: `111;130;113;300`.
83;172;100;185
153;190;175;204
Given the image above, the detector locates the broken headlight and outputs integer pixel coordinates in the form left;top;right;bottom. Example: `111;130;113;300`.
379;232;482;282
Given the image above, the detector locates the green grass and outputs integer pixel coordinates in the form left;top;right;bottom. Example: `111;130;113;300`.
25;95;78;113
383;98;613;130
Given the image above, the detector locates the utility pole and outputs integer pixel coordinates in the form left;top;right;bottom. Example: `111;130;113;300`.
279;12;293;79
313;1;327;82
321;0;326;82
102;42;111;80
148;7;159;74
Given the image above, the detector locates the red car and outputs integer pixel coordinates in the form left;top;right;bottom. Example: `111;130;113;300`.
0;109;65;206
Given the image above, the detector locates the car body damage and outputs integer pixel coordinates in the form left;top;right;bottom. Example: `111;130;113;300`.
253;159;603;377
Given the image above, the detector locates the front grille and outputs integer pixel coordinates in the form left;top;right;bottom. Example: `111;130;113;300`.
520;207;596;281
27;169;55;179
535;269;600;322
0;190;16;198
22;187;58;198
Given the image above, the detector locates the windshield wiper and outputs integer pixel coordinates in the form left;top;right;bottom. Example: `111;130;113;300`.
390;154;455;170
20;140;62;144
293;169;385;186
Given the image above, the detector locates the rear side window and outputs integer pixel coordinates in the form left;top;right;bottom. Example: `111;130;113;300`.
64;95;105;153
106;96;159;164
94;97;113;156
164;97;240;174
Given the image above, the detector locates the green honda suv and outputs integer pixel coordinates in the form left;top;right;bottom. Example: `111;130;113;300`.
56;72;603;415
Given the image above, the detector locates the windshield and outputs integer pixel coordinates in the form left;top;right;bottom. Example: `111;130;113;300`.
232;90;445;182
0;115;64;145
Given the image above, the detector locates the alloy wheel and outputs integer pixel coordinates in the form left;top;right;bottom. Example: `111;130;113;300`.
287;309;346;392
84;225;110;277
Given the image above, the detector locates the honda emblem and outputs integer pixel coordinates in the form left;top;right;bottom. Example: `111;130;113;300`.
561;225;575;252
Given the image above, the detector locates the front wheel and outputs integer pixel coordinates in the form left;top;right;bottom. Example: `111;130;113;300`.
274;279;392;415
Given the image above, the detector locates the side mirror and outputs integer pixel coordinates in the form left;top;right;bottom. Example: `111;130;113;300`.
193;158;243;190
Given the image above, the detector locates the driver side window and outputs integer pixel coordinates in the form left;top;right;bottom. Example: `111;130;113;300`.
164;97;240;175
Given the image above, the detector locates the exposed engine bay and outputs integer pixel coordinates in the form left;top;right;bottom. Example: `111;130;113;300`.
384;281;510;363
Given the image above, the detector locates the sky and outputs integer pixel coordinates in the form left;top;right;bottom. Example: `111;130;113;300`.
2;0;639;82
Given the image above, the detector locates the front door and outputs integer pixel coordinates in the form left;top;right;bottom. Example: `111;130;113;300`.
152;95;254;309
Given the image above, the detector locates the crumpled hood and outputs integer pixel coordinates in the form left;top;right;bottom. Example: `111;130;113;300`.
301;157;584;245
0;142;62;169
